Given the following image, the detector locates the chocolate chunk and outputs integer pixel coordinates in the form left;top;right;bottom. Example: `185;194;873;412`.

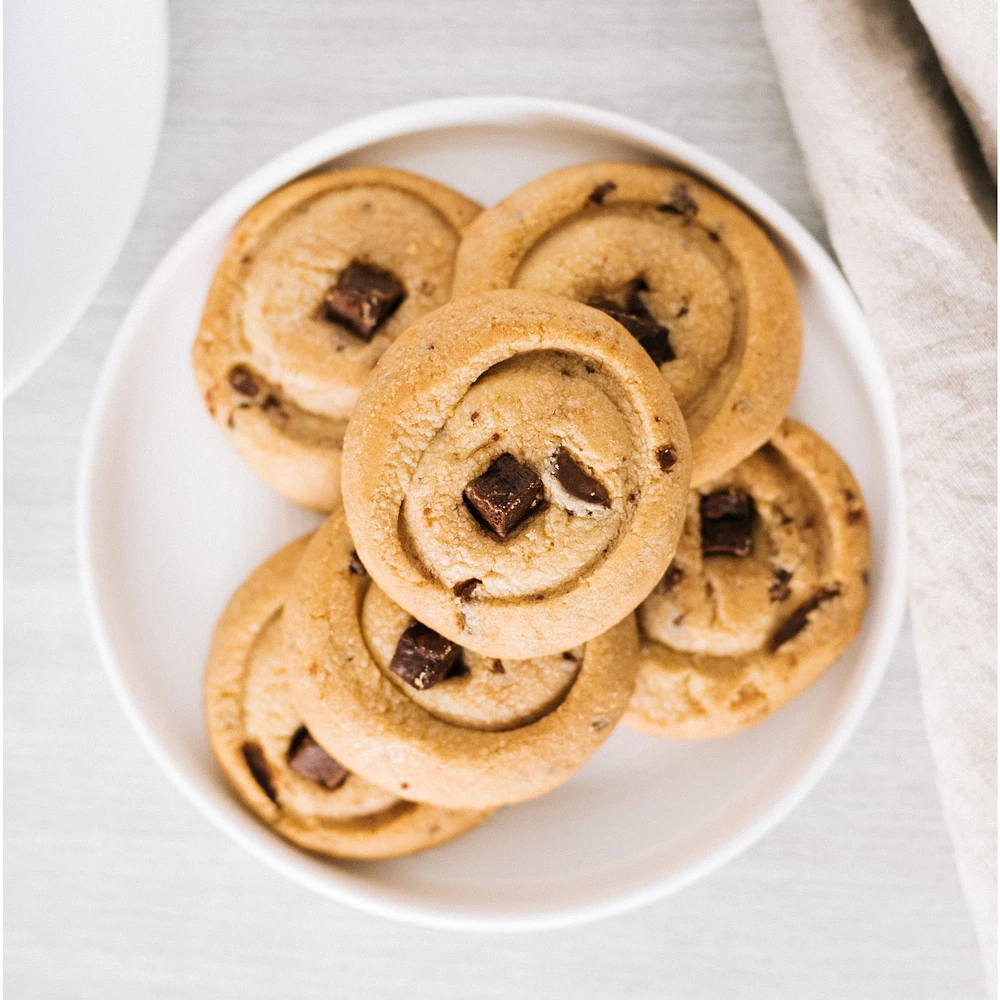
390;622;462;690
261;393;282;412
590;279;675;365
228;365;260;397
553;448;611;507
588;180;617;205
657;182;698;219
491;659;506;674
287;726;349;790
700;488;755;557
769;568;792;602
453;578;481;601
599;306;674;365
241;742;277;803
463;453;544;539
846;507;865;525
656;447;677;471
655;563;684;594
701;489;752;520
770;587;840;651
322;261;405;340
348;550;367;576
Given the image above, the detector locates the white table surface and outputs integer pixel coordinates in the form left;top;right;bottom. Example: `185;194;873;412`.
4;1;987;996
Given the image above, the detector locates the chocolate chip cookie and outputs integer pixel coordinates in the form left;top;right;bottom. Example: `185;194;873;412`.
281;508;640;810
452;162;802;486
193;167;481;510
204;535;489;858
625;419;870;739
340;289;691;659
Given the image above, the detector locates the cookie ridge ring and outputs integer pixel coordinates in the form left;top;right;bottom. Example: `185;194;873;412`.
204;535;489;858
283;509;641;810
626;419;870;739
193;166;482;510
341;288;692;658
452;161;802;486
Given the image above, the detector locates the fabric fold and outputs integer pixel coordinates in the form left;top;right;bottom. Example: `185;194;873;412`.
756;0;997;988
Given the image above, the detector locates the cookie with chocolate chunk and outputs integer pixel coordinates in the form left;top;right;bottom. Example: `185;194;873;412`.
204;535;489;858
625;419;870;739
193;167;481;511
452;162;802;487
281;508;640;810
341;289;691;659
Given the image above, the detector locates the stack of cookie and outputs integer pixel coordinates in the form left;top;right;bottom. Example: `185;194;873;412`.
194;162;871;860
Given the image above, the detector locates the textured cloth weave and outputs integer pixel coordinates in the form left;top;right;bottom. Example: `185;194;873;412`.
757;0;997;986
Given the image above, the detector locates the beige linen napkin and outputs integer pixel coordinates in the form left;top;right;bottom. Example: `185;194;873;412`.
757;0;997;987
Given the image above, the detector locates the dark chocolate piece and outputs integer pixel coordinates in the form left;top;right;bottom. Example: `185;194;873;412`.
656;182;698;219
768;568;792;602
553;447;611;507
287;727;349;790
463;453;544;539
656;447;677;471
446;659;470;679
390;622;462;690
241;742;277;803
590;278;675;365
453;578;481;601
701;489;752;520
600;306;674;365
491;659;506;674
348;550;367;576
588;180;617;204
322;261;405;340
700;488;755;557
655;563;684;594
228;365;260;397
769;587;840;651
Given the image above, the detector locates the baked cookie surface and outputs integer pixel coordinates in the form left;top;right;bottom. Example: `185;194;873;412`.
282;509;641;810
341;289;691;659
193;167;481;510
204;535;488;858
625;419;870;739
452;162;801;486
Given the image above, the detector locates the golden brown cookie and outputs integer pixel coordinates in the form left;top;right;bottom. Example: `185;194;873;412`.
282;508;641;810
625;419;870;739
193;167;481;510
204;535;489;858
340;289;691;659
452;162;802;486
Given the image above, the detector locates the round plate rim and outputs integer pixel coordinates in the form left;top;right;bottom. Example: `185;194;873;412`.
76;96;908;932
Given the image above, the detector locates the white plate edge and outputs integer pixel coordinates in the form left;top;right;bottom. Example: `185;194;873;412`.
74;95;909;932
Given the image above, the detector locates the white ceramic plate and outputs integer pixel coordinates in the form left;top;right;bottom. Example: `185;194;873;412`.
4;0;169;397
77;98;907;932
